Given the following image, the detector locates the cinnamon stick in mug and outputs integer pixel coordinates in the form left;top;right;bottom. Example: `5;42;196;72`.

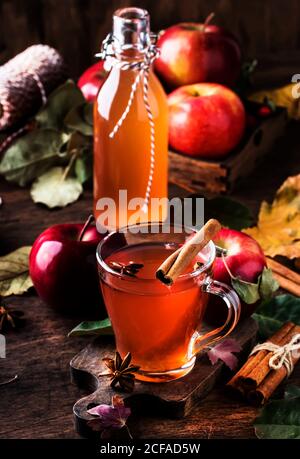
156;219;221;286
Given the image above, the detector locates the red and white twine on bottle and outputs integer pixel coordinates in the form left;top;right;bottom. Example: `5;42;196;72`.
98;34;159;213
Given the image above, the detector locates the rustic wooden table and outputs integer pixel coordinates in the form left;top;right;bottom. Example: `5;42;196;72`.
0;121;299;439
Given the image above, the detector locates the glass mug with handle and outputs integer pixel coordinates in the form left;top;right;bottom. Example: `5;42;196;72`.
97;223;241;382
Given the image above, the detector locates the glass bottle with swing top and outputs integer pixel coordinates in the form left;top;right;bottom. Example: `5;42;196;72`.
93;7;168;230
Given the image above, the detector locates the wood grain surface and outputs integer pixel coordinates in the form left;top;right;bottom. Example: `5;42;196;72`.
0;121;299;439
71;318;258;437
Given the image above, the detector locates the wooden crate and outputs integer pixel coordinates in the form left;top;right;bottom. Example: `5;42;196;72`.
168;106;288;194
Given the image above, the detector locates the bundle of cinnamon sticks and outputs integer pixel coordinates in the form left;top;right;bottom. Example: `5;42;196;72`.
227;322;300;405
267;257;300;297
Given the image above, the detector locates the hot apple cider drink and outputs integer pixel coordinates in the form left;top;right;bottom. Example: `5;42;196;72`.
93;8;168;229
97;223;241;382
104;243;205;380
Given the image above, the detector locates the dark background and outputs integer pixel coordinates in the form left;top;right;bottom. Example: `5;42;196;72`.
1;0;300;441
1;0;300;87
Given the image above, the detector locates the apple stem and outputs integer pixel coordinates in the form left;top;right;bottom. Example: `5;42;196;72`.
203;12;215;31
78;214;95;242
215;245;228;257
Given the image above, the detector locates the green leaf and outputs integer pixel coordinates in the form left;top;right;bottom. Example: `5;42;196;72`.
68;318;113;337
284;385;300;400
205;197;254;230
30;167;83;208
0;129;68;186
75;154;92;184
0;247;33;296
64;103;93;136
259;267;279;299
231;268;278;307
83;103;93;126
254;294;300;339
36;80;85;130
185;195;253;230
67;132;93;184
231;277;260;304
254;385;300;439
67;131;92;155
252;313;283;340
257;294;300;324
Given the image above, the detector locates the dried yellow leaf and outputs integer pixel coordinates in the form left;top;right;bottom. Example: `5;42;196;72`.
0;246;33;296
243;174;300;259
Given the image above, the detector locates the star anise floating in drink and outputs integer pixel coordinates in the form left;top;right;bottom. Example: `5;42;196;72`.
101;351;140;392
0;305;24;332
109;261;144;278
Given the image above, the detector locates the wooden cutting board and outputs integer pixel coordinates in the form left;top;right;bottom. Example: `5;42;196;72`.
70;317;258;438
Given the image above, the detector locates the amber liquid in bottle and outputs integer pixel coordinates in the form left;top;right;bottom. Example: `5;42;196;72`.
93;8;168;229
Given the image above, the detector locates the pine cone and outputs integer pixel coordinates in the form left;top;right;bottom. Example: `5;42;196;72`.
0;45;68;131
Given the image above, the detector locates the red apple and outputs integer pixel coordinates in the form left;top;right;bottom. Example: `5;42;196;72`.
168;83;245;159
29;219;107;317
213;228;266;286
206;228;266;323
155;18;241;89
78;61;107;103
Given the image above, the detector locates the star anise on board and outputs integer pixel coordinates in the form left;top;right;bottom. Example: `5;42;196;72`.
0;305;24;332
101;351;140;392
109;261;144;278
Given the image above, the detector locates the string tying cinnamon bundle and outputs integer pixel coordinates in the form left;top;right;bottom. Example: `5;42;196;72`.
250;334;300;376
227;322;300;405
